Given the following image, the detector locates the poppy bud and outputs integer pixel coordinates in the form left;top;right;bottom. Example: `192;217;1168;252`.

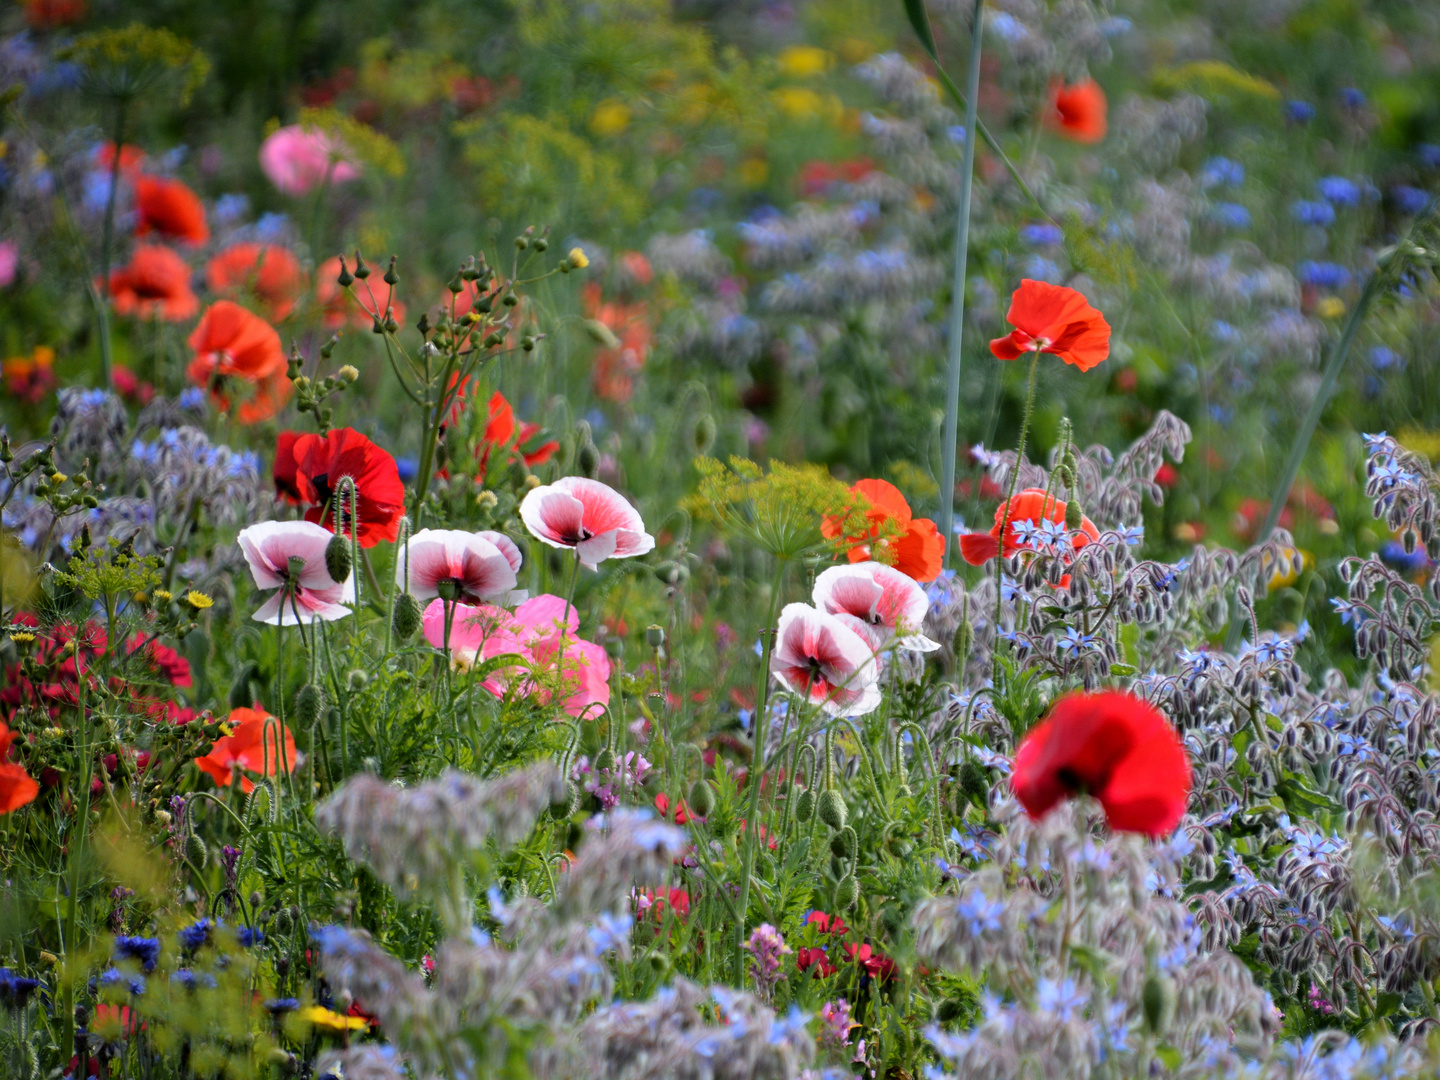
645;625;666;649
594;748;616;773
229;662;258;710
648;952;671;977
549;780;580;820
692;414;717;455
577;439;600;479
818;789;848;830
1142;972;1176;1034
1065;499;1083;531
830;825;858;861
654;561;688;587
584;319;622;348
958;758;989;806
835;873;860;910
353;252;370;279
383;256;399;286
392;592;423;640
324;534;352;584
186;834;208;869
688;779;716;817
347;669;369;692
437;579;461;602
952;619;973;659
336;258;353;288
294;683;326;726
795;789;815;823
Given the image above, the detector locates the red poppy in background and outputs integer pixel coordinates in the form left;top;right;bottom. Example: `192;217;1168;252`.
1011;690;1192;837
1046;78;1107;143
990;279;1111;372
807;911;849;936
797;947;837;978
3;346;56;404
822;478;944;583
582;281;650;404
134;176;209;245
96;142;144;175
104;245;199;322
273;427;405;547
475;390;559;482
24;0;85;29
0;719;39;814
194;707;297;794
655;791;692;825
206;243;306;322
958;487;1100;565
111;365;155;405
315;255;406;330
843;942;897;982
186;301;290;423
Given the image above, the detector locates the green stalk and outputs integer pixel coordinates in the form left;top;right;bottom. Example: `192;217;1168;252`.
733;557;787;981
993;351;1041;666
936;0;986;563
94;99;128;390
59;641;95;1066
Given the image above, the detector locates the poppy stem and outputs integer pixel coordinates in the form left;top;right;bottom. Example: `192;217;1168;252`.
935;0;986;565
994;351;1041;671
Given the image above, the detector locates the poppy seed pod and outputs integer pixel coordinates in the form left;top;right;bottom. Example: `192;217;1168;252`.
692;414;717;455
958;758;990;806
688;779;716;818
835;873;860;910
645;625;666;649
294;683;326;726
325;533;353;584
818;789;848;830
594;748;616;774
392;592;423;640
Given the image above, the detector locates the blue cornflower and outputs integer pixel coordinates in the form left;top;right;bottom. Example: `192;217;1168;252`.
170;969;216;991
1209;201;1250;229
1393;185;1431;215
212;193;250;225
0;969;43;1009
1341;87;1366;108
1210;319;1239;342
1024;255;1061;282
1317;176;1361;206
1369;346;1403;371
1285;100;1316;124
1200;157;1244;187
114;936;161;973
178;387;206;410
236;927;265;948
1019;223;1064;246
177;918;213;951
395;457;418;484
98;968;146;996
1298;260;1350;289
264;997;301;1014
1099;16;1131;36
1291;199;1335;226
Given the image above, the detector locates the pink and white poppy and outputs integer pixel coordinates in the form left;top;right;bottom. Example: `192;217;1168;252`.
237;520;354;625
813;562;939;653
519;476;655;570
259;125;361;198
397;528;520;604
475;530;524;574
769;603;881;717
424;595;611;719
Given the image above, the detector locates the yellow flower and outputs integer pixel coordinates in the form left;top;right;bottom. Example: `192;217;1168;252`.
185;590;214;609
568;247;590;269
773;86;825;120
1315;296;1345;319
737;158;769;188
153;590;174;603
9;632;35;643
300;1005;369;1033
589;100;631;137
777;45;832;79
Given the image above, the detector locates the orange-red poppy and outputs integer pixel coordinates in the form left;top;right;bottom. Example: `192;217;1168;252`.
316;255;406;330
822;478;944;583
97;142;144;175
186;301;290;423
194;707;297;794
1046;78;1107;144
3;346;56;404
133;176;209;245
24;0;85;28
0;719;38;813
958;487;1099;565
582;281;650;404
103;244;200;322
989;279;1111;372
206;243;306;323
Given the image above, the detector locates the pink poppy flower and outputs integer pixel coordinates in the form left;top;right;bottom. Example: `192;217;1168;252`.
237;520;355;625
425;595;611;718
769;603;881;717
258;125;361;198
396;528;520;604
812;562;939;654
519;476;654;570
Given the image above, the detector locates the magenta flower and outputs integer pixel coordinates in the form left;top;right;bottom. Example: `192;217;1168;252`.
258;125;362;198
820;999;855;1048
769;603;881;717
812;561;938;654
519;476;655;569
237;520;354;625
744;923;792;1000
396;528;520;604
424;594;612;718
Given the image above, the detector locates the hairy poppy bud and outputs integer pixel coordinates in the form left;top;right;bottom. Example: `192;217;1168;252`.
688;779;716;818
818;789;847;831
1142;972;1176;1034
1065;499;1083;531
325;534;352;584
830;825;858;862
654;561;688;587
185;834;208;870
577;439;600;479
647;952;671;977
958;758;989;806
795;789;815;823
692;414;717;455
392;592;423;640
952;619;973;659
294;683;326;726
347;669;369;692
594;748;616;773
549;780;580;820
835;873;860;910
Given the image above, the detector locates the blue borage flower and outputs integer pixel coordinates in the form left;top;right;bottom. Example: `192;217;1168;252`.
1297;260;1350;289
1291;199;1335;226
264;997;301;1013
114;935;161;973
1200;156;1245;187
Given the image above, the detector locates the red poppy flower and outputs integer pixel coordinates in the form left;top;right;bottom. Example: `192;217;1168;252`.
583;281;650;403
186;301;290;423
989;280;1111;372
3;346;56;404
133;176;209;245
0;720;39;814
96;142;144;175
807;911;849;936
315;255;406;330
1011;690;1191;837
822;478;944;583
843;942;896;981
797;946;837;978
958;487;1100;565
110;365;154;404
206;243;306;323
1046;78;1107;143
272;427;405;547
473;390;559;481
194;707;297;794
655;791;692;825
103;245;199;322
1154;463;1180;488
24;0;85;29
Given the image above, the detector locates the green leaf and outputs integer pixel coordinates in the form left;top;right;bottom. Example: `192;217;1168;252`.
1275;777;1341;816
1375;992;1403;1017
1155;1045;1183;1071
1109;663;1138;677
902;0;939;61
1067;942;1116;981
1119;623;1140;667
